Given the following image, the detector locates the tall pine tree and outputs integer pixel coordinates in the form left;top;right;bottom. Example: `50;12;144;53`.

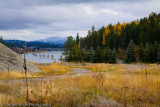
125;40;135;63
108;48;117;63
0;36;4;44
94;46;102;63
85;47;95;62
63;36;75;61
103;47;109;63
76;33;79;45
144;43;152;63
139;43;144;62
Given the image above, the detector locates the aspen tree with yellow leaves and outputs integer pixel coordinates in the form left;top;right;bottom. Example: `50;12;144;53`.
102;33;105;47
78;41;80;50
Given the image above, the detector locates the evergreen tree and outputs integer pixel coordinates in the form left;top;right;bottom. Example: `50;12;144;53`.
63;36;75;61
108;49;112;63
156;45;160;64
108;48;117;63
125;40;135;63
94;46;102;63
72;45;80;62
91;25;95;33
79;49;86;62
87;30;92;50
0;36;4;44
103;47;109;63
144;43;152;63
85;47;95;62
139;43;144;62
151;41;159;63
76;33;79;45
112;48;117;63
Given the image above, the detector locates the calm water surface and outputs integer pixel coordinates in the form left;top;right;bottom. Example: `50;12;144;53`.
20;51;63;63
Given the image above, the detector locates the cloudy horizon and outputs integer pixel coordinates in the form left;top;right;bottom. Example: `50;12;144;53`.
0;0;160;41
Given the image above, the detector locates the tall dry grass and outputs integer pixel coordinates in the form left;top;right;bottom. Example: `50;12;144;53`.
34;62;71;76
0;62;71;80
67;62;124;72
0;63;160;106
0;71;35;80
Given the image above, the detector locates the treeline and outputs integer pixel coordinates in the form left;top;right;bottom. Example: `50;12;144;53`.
63;12;160;63
63;36;117;63
3;40;64;49
80;12;160;50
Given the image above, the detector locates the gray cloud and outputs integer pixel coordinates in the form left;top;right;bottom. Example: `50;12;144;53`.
0;0;159;41
0;0;151;6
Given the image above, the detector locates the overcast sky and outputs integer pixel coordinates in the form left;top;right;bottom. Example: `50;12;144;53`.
0;0;160;41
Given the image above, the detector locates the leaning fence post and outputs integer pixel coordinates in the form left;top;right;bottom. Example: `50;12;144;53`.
23;41;29;102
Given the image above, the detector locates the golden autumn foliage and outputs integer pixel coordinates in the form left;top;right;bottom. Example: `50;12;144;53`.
102;33;105;46
103;22;130;37
136;20;139;25
116;24;122;36
97;31;99;43
113;25;117;33
123;22;126;27
104;26;110;36
112;24;122;36
78;41;80;49
97;31;99;37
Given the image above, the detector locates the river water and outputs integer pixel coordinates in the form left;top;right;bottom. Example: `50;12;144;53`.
20;51;63;63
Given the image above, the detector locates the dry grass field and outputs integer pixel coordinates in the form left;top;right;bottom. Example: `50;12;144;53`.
0;62;160;106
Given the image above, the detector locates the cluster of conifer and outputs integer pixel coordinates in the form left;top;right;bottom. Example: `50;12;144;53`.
64;12;160;63
80;12;160;50
63;36;117;63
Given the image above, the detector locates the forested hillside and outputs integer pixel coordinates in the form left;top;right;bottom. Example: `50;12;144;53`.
80;12;160;50
64;12;160;63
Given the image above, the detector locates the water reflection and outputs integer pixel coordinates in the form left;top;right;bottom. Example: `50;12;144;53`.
20;51;63;63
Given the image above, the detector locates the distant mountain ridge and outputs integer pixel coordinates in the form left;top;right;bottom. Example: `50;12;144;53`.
3;39;64;49
37;37;66;44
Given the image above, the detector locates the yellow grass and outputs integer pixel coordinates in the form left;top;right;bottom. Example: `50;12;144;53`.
86;64;124;72
67;62;124;72
34;62;71;76
0;63;160;106
0;71;36;80
0;62;71;80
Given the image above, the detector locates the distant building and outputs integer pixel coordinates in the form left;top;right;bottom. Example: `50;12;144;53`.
27;46;37;52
